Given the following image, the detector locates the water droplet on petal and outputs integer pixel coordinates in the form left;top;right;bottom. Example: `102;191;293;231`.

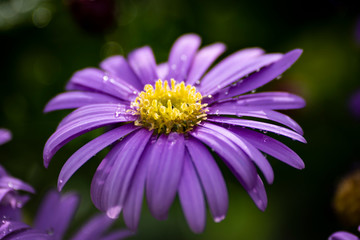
103;74;109;82
171;64;177;70
7;182;13;189
276;75;282;80
214;215;225;223
251;89;256;93
195;80;201;85
180;54;187;61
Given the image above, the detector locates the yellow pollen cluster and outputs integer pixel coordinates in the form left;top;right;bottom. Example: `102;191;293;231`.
130;79;208;134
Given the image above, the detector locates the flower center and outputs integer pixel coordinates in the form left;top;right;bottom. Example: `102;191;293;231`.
130;79;208;134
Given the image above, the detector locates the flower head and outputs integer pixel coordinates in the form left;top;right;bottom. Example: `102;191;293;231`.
44;33;306;233
0;190;134;240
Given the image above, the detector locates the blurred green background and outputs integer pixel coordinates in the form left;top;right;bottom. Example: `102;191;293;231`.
1;0;360;239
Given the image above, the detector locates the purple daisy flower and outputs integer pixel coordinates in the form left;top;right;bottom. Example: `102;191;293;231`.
44;33;306;233
329;226;360;240
0;190;134;240
0;128;12;146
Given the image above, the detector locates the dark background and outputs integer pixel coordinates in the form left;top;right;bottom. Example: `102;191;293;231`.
1;0;360;239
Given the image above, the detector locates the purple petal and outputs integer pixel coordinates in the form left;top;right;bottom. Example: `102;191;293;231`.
207;106;303;134
34;190;79;240
0;205;22;221
146;133;185;220
2;229;52;240
43;104;137;167
186;43;226;86
212;49;303;101
232;127;305;169
65;68;139;101
58;124;139;191
56;103;130;129
201;54;283;95
99;230;135;240
198;48;264;90
0;176;35;194
166;34;201;82
200;122;274;184
44;92;126;113
185;137;228;223
100;55;143;90
128;46;158;85
190;126;257;190
103;129;152;219
178;152;206;233
0;129;12;146
0;220;32;239
246;176;268;211
329;231;359;240
206;116;306;143
91;141;125;211
156;63;168;80
70;213;114;240
211;92;306;110
122;142;151;231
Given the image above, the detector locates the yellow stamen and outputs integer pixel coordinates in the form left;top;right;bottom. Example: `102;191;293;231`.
130;79;208;134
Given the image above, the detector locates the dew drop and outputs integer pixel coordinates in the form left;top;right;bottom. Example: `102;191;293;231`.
263;130;268;134
103;75;109;82
215;110;220;115
195;80;201;85
7;182;13;189
180;54;187;61
217;85;221;89
171;64;177;70
251;89;256;93
214;215;225;223
47;228;54;236
231;82;237;87
225;91;229;95
276;75;282;80
58;179;63;184
207;95;212;98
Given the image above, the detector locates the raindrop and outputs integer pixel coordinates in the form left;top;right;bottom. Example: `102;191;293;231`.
133;91;137;95
58;179;63;184
263;130;268;134
16;201;22;208
215;110;220;115
47;228;54;236
7;182;13;188
103;74;109;82
231;82;237;87
256;68;260;72
210;148;215;152
225;91;229;95
195;80;201;85
207;95;212;98
276;75;282;80
171;64;177;70
180;54;187;61
214;215;225;223
251;89;256;93
217;85;221;89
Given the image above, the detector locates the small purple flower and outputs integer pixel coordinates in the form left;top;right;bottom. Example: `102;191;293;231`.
0;128;12;146
0;130;35;210
44;34;306;233
0;190;134;240
329;226;360;240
